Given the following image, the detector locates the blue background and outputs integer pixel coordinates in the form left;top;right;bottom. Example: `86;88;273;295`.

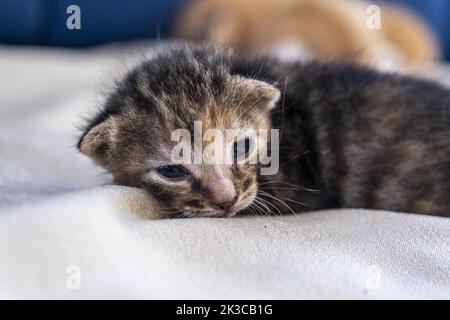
0;0;448;60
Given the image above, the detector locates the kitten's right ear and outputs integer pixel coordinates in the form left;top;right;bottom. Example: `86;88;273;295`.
77;118;115;165
242;79;281;110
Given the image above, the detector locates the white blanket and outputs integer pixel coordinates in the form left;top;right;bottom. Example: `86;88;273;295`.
0;46;449;299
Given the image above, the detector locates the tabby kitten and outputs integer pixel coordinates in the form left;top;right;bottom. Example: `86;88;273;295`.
78;44;450;217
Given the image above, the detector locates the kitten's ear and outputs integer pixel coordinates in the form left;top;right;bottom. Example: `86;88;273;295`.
244;79;281;110
77;118;115;165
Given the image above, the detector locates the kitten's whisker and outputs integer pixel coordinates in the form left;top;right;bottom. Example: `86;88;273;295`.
278;153;302;169
260;187;320;196
254;197;271;215
248;203;262;217
252;201;266;216
259;181;321;193
257;194;282;215
259;190;296;214
270;102;295;115
255;199;267;216
278;196;306;206
248;201;260;216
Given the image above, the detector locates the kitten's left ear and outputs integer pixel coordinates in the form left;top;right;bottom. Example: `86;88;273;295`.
243;79;281;110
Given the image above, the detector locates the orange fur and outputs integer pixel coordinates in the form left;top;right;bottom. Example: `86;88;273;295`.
174;0;440;69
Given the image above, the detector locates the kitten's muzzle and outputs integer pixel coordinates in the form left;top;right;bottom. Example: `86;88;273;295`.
211;194;239;213
203;176;238;213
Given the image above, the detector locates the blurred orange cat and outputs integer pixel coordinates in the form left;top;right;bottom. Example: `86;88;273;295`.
174;0;440;70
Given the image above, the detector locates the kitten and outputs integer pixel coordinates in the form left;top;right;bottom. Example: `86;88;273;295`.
78;44;450;217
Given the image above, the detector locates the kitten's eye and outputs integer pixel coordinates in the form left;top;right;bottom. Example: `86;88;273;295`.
157;165;190;179
233;137;253;160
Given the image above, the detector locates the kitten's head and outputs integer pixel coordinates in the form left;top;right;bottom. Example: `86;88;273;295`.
78;45;280;218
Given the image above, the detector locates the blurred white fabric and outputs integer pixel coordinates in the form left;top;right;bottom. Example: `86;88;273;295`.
0;45;449;299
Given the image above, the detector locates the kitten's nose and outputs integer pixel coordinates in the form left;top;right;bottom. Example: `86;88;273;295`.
212;195;239;212
204;177;238;212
